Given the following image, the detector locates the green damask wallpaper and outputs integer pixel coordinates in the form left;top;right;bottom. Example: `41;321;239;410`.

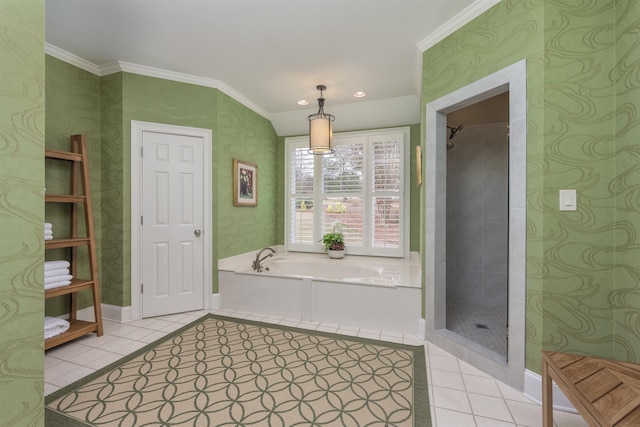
540;0;640;369
45;56;103;315
10;6;636;414
216;94;279;259
423;0;640;373
114;73;278;299
408;123;421;252
542;0;617;364
117;74;219;305
0;1;45;425
45;66;280;305
100;72;124;306
611;0;640;362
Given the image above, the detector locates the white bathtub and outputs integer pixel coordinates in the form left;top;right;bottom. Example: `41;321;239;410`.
218;251;422;335
261;259;382;282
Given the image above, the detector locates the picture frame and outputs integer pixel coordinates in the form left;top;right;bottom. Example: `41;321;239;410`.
233;159;258;206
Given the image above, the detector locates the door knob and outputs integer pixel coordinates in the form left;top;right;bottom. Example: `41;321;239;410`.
194;229;202;237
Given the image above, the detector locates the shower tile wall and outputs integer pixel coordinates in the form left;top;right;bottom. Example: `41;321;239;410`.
446;122;509;307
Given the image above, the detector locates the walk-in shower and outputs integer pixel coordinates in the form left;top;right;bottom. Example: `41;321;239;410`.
444;119;509;361
423;59;526;390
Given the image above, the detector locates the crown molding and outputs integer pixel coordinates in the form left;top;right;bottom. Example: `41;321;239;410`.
416;0;501;52
44;44;271;121
97;61;123;76
112;61;271;120
45;43;101;75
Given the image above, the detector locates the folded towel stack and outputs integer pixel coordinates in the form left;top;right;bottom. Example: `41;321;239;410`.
45;316;70;340
44;223;53;241
44;260;72;290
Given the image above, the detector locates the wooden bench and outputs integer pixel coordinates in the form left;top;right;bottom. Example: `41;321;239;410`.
542;351;640;426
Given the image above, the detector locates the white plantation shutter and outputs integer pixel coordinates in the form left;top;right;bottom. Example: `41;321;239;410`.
371;138;402;250
288;146;315;247
322;139;365;249
285;128;408;257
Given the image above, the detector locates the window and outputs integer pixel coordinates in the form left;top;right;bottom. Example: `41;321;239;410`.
285;127;409;257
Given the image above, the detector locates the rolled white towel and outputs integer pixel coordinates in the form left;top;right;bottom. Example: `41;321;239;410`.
44;275;73;285
44;236;53;241
44;223;53;230
44;268;69;278
44;316;70;339
44;230;53;236
45;281;71;290
45;260;70;271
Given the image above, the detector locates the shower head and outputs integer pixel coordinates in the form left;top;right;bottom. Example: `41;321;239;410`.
447;125;464;139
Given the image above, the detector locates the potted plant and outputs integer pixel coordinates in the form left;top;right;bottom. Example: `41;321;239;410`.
321;221;345;259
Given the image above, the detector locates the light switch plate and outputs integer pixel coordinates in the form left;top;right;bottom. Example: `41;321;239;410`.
559;189;577;211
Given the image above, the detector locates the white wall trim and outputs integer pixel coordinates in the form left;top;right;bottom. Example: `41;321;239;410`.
417;0;501;52
45;43;421;136
114;61;271;120
417;318;427;340
211;293;221;310
101;304;133;323
44;43;271;122
45;43;101;75
130;121;213;320
424;59;527;390
97;61;123;76
523;369;577;413
76;304;132;323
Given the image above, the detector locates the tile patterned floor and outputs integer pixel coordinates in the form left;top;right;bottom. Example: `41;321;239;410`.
447;302;509;359
45;309;588;427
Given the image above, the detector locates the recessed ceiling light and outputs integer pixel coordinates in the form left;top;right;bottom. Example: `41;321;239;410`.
297;99;309;106
354;91;367;98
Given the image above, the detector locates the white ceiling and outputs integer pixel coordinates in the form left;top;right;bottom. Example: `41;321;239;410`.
45;0;498;135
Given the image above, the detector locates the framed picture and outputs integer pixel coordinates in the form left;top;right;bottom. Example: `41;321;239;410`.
233;159;257;206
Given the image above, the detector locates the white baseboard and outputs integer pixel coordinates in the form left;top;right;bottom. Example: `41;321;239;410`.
523;369;577;413
417;318;426;340
76;304;132;323
79;299;219;323
211;293;221;309
103;304;132;322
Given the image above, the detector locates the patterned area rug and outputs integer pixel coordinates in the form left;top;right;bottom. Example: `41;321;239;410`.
46;314;430;426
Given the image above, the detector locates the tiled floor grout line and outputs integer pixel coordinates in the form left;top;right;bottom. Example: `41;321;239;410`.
457;358;478;424
44;308;588;427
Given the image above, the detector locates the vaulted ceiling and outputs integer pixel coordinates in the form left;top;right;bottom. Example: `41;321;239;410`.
45;0;499;135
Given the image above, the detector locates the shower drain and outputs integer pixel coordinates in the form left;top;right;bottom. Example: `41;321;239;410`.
475;323;489;329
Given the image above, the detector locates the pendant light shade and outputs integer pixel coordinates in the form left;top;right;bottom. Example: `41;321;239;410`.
308;85;335;155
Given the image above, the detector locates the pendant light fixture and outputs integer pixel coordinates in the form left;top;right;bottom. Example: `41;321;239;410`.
308;85;335;155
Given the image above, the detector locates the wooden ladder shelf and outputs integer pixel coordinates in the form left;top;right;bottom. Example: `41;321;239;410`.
45;134;103;350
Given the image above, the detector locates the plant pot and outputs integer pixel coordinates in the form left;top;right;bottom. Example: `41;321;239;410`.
328;249;345;259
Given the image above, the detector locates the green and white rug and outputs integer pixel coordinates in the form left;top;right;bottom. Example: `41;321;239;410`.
46;314;430;426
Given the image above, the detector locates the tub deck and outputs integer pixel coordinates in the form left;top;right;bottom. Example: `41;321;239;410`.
218;252;422;335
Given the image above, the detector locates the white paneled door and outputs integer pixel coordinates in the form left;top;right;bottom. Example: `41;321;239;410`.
141;131;205;317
